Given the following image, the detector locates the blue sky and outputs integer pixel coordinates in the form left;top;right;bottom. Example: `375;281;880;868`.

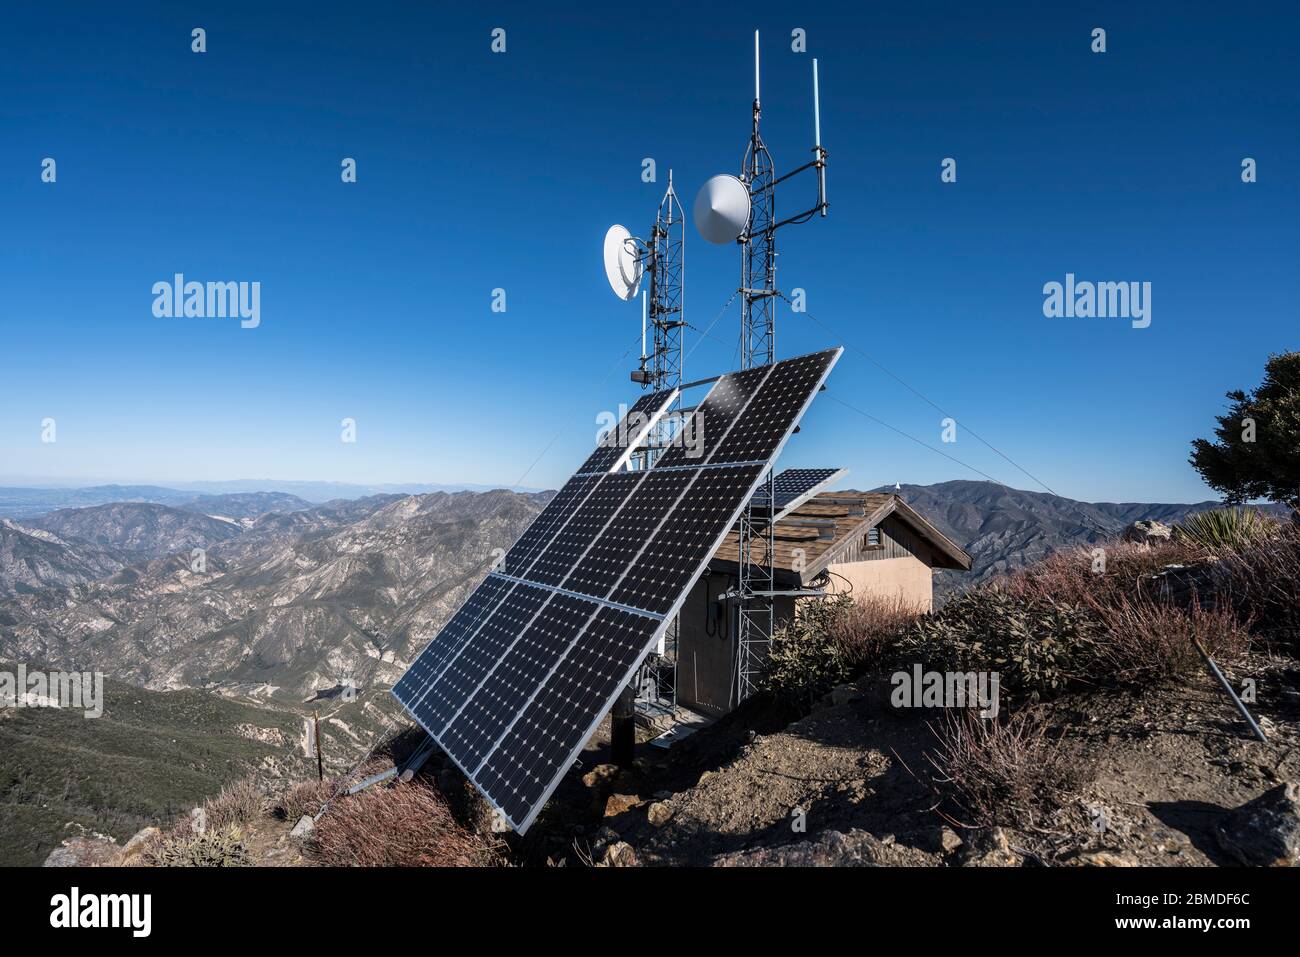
1;1;1295;503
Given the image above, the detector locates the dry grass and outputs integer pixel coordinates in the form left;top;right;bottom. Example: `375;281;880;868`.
136;775;264;866
982;535;1255;688
928;708;1095;828
201;775;264;832
1090;595;1252;683
274;778;335;822
1218;522;1300;645
826;593;924;669
996;538;1211;608
313;779;497;867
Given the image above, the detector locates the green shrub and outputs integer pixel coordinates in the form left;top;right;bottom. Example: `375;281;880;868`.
764;595;856;711
143;827;251;867
896;590;1105;702
1176;508;1279;552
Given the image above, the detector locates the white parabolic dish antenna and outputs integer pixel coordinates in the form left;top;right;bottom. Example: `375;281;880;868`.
693;174;751;244
603;225;642;301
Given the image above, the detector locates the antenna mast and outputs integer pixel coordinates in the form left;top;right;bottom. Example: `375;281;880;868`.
645;171;686;394
740;32;776;369
738;32;828;369
732;32;830;705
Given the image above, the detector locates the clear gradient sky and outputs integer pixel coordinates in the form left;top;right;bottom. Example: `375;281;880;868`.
2;1;1296;502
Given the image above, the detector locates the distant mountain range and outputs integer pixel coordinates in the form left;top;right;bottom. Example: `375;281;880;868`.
0;481;538;519
0;477;1287;700
875;479;1290;594
0;490;549;701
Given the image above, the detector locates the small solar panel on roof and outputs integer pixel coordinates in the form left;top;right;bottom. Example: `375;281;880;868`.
750;467;847;517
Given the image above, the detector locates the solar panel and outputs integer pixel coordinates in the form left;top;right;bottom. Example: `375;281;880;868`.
578;389;677;475
393;347;842;832
607;463;763;615
653;365;767;468
750;467;849;520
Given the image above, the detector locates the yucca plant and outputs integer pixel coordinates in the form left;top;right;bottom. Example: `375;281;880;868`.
1175;507;1278;552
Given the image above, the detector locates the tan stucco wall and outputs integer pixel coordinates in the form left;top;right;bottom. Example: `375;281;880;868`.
824;555;934;612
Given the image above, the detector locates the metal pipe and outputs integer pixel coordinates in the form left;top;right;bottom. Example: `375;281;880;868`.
812;58;821;148
1193;637;1268;743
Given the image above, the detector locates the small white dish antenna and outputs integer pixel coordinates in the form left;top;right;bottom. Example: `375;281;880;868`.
693;174;751;244
603;224;643;301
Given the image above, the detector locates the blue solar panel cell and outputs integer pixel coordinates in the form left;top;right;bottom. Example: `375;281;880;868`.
750;467;844;512
475;606;658;827
406;581;549;735
441;592;600;772
578;389;675;474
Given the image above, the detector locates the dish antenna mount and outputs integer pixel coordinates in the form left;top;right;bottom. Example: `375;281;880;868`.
693;30;828;370
691;32;831;712
604;174;686;397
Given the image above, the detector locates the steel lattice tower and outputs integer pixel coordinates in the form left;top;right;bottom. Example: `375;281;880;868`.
735;81;777;705
633;175;686;718
740;101;776;370
648;173;685;395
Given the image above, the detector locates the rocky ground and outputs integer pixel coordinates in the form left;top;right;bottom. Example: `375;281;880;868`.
44;654;1300;868
503;647;1300;867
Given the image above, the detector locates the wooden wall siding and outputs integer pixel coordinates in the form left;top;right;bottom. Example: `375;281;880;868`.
830;515;933;567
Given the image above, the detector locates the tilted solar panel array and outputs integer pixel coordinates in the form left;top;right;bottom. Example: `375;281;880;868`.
392;348;842;831
750;467;848;518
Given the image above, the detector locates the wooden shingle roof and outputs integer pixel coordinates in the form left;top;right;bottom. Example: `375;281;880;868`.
710;490;971;585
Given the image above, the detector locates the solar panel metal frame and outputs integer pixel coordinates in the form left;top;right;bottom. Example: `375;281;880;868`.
752;466;849;522
393;348;842;833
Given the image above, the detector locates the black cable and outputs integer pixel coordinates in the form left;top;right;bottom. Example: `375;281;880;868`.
783;292;1062;497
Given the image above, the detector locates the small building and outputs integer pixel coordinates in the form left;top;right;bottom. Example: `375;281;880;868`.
674;491;972;718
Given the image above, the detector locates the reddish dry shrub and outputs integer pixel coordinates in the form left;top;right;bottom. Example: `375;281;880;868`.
928;708;1094;827
1218;522;1300;643
766;594;921;710
313;781;496;867
274;779;334;822
202;776;264;831
1089;595;1251;683
827;593;924;668
996;538;1211;608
